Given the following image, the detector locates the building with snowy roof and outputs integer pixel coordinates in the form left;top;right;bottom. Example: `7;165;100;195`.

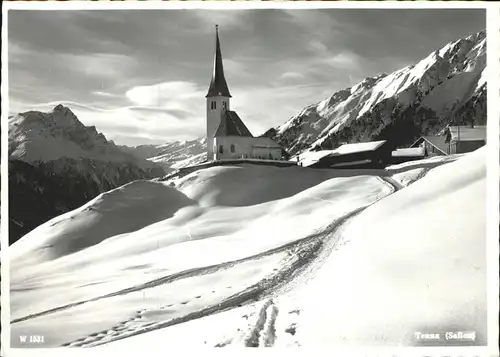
410;135;449;156
390;147;426;165
299;140;392;169
445;125;486;154
205;26;283;162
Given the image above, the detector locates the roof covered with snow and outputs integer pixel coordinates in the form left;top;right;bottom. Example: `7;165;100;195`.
294;150;336;167
214;111;253;138
333;140;387;155
296;141;387;167
392;147;425;157
448;126;486;142
329;159;373;167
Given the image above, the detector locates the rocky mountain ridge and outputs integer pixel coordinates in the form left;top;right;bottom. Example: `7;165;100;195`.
8;105;165;244
271;30;486;155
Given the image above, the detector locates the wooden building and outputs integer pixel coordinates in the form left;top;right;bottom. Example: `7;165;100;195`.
445;125;486;154
409;136;449;156
299;140;392;169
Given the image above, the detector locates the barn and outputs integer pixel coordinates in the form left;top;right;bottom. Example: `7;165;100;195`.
445;125;486;154
299;140;392;169
409;135;449;156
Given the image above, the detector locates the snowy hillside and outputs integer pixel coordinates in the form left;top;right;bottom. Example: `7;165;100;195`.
119;138;207;172
274;31;486;155
8;104;165;244
10;147;486;348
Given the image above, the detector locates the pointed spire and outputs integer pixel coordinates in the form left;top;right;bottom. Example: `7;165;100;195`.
206;25;232;98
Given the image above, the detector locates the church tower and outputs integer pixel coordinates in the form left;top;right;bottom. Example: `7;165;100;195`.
206;25;231;161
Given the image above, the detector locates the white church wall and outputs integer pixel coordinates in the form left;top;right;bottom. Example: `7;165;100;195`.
214;136;282;161
251;137;282;160
214;136;253;160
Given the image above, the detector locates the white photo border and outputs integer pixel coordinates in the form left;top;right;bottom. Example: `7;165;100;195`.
1;2;498;357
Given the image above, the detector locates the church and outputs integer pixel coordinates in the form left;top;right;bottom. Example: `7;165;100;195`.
205;26;283;162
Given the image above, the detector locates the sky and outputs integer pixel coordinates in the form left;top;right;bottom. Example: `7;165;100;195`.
8;8;485;146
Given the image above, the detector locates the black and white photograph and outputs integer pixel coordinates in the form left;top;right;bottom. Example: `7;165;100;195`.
2;3;498;354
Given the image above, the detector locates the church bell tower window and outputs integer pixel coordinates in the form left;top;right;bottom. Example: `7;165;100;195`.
211;101;217;110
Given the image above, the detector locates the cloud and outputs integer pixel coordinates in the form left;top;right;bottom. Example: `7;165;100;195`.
59;53;138;80
190;10;251;31
92;91;122;99
280;72;305;82
125;81;202;107
323;51;364;71
8;9;485;145
308;39;330;55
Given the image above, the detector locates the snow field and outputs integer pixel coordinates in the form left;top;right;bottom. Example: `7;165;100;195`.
9;150;484;348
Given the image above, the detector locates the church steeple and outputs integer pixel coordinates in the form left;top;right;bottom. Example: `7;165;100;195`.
206;25;232;98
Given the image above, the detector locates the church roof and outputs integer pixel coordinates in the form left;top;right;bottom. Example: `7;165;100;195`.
214;111;253;138
206;26;232;98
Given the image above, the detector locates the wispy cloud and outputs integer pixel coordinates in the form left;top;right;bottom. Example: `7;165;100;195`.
60;53;138;80
125;81;202;108
280;72;305;82
323;51;364;71
92;91;122;99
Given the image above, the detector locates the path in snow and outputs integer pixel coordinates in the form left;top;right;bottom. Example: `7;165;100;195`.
56;206;372;347
11;204;365;326
12;162;440;348
47;175;401;348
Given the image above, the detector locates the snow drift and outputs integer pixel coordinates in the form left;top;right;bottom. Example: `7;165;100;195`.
296;147;486;346
11;180;196;263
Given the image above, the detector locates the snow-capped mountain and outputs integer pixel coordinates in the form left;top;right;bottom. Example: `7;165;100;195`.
118;137;207;172
8;104;165;244
273;30;486;156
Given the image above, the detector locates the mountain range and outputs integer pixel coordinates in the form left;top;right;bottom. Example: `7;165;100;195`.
268;30;486;155
118;138;207;172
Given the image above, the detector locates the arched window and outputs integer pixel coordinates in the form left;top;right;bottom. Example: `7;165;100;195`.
230;144;235;153
211;101;217;110
222;101;227;110
219;145;224;154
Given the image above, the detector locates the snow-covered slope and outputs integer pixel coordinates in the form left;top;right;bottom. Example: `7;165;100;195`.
119;138;207;172
10;146;486;348
274;31;486;155
8;104;165;244
288;148;486;346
